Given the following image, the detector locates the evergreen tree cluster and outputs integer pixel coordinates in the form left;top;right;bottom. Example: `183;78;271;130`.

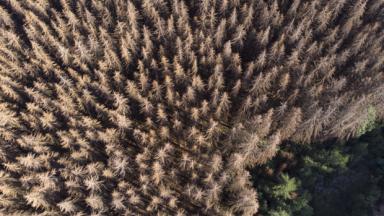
0;0;383;215
253;126;384;216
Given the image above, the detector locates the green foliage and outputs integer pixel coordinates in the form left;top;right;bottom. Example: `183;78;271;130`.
253;127;384;216
302;149;349;172
256;173;313;216
272;174;298;200
269;210;290;216
357;106;377;137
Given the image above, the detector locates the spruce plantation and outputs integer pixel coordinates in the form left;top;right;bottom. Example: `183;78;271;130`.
0;0;383;215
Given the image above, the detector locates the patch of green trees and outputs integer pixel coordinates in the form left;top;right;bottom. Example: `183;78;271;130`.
253;126;384;216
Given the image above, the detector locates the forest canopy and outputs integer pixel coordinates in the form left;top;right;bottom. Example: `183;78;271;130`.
0;0;383;215
253;126;384;216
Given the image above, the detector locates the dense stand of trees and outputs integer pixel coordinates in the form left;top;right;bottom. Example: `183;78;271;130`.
0;0;383;215
253;126;384;216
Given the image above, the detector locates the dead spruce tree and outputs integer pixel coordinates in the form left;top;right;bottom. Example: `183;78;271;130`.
0;0;383;215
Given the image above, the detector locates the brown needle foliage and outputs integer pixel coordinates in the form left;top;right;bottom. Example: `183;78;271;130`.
0;0;383;215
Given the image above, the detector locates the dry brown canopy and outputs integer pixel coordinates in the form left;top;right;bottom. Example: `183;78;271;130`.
0;0;383;215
